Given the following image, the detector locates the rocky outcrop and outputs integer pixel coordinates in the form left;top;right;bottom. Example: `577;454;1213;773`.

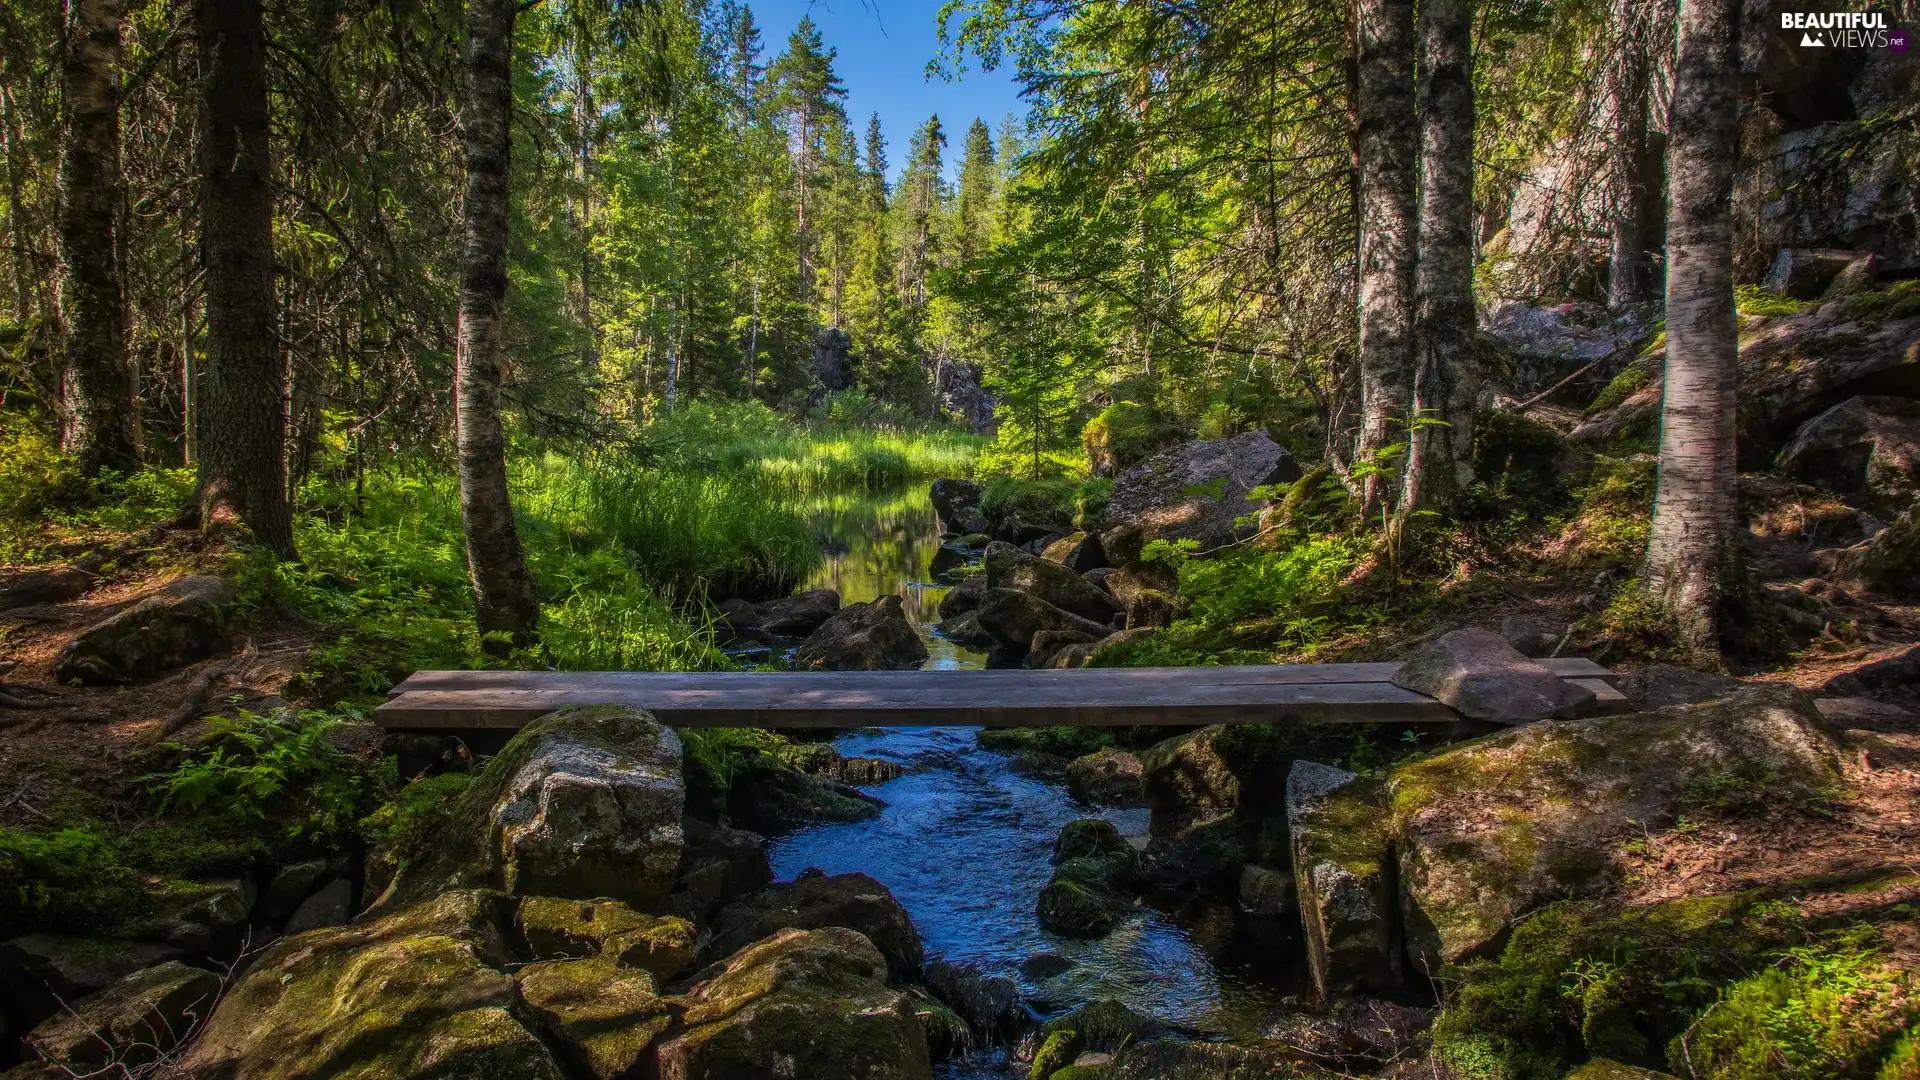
1065;748;1145;808
1776;396;1920;512
937;574;986;620
812;327;855;395
515;958;673;1080
984;542;1122;625
719;588;841;645
1483;300;1659;398
1103;560;1183;629
936;360;998;435
795;595;929;671
1036;819;1138;938
1287;761;1398;998
658;927;931;1080
173;890;563;1080
1041;531;1110;573
975;588;1113;656
0;935;189;1030
1391;627;1596;724
373;705;684;913
921;960;1022;1038
1028;628;1102;669
53;575;235;684
518;896;696;981
930;478;988;536
1100;431;1301;564
1394;686;1843;969
703;869;924;982
671;817;773;922
283;879;352;934
1832;497;1920;601
23;960;218;1072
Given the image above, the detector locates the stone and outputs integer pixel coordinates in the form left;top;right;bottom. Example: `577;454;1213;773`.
1618;663;1745;708
1391;627;1596;724
704;869;924;982
1018;952;1075;980
732;588;841;639
1287;761;1399;997
1083;402;1179;479
1483;300;1660;398
1825;254;1881;299
53;576;235;684
984;542;1123;624
1394;686;1844;970
938;360;998;435
0;936;189;1028
1833;504;1920;601
1761;247;1862;299
930;478;986;535
1037;820;1138;938
1064;748;1145;808
514;958;673;1080
0;563;95;612
1256;998;1432;1069
922;960;1023;1037
1563;1062;1680;1080
172;889;563;1080
260;859;332;925
658;927;931;1080
518;896;697;981
1103;561;1182;629
23;961;219;1070
671;817;773;923
127;877;257;952
1100;431;1300;564
374;705;684;914
795;595;929;671
1046;641;1100;669
937;575;986;619
1040;999;1162;1054
1139;726;1243;843
929;539;978;579
283;879;353;934
1041;531;1110;573
1028;628;1102;669
1822;643;1920;693
1777;396;1920;512
720;757;884;836
935;609;999;649
1238;864;1295;918
1813;696;1915;729
975;588;1113;655
1497;614;1569;658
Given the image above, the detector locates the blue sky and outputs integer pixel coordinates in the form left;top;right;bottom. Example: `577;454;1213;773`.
746;0;1028;180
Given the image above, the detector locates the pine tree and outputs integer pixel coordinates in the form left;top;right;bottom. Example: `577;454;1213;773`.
897;114;947;309
769;16;845;313
954;117;997;263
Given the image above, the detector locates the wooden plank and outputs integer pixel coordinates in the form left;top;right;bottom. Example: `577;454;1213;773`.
388;657;1615;696
375;679;1459;729
1567;678;1633;714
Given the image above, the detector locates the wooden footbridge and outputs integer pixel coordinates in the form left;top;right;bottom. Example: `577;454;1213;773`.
374;659;1622;729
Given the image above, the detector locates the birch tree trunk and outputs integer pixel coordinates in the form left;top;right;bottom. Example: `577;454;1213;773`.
454;0;539;650
1644;0;1741;659
59;0;139;477
1608;0;1653;307
1399;0;1477;523
1352;0;1417;520
196;0;293;557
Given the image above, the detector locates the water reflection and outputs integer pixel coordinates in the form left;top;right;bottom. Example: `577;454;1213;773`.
803;487;988;670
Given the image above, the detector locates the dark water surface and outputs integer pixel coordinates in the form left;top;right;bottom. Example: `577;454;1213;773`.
783;488;1296;1076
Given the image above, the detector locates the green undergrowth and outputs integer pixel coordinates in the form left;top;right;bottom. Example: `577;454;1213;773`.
641;399;981;488
0;409;196;560
1843;279;1920;322
1432;876;1919;1080
1734;284;1806;318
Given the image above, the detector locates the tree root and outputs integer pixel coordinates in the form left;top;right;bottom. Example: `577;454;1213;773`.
0;683;62;710
161;659;243;736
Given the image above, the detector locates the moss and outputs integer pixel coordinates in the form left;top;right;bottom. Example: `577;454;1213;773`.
517;895;694;979
907;985;972;1058
1734;284;1806;318
1049;1067;1121;1080
1030;1029;1082;1080
1045;999;1157;1053
1054;819;1133;864
1037;876;1131;937
979;726;1118;761
121;819;274;879
1082;402;1179;476
358;771;472;896
1587;360;1658;415
0;826;151;934
1072;477;1114;530
1879;1029;1920;1080
981;475;1078;529
514;958;671;1079
1843;280;1920;322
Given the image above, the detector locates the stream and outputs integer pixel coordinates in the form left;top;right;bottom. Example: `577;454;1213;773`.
778;487;1299;1076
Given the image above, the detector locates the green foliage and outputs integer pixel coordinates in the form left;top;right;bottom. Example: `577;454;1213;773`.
120;819;274;879
679;727;805;792
139;708;384;844
1467;410;1572;521
0;827;150;935
1586;358;1658;415
1153;535;1367;633
1081;401;1177;475
1734;285;1806;318
0;410;195;559
980;474;1078;528
1597;582;1678;660
1072;477;1114;530
358;772;473;854
1559;454;1656;570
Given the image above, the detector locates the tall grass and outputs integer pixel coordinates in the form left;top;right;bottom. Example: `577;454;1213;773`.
643;400;981;490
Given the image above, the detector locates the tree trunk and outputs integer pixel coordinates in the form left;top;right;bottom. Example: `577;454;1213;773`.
1398;0;1477;524
3;84;28;323
59;0;139;477
1644;0;1741;659
454;0;539;650
1608;0;1653;307
1352;0;1417;520
196;0;293;557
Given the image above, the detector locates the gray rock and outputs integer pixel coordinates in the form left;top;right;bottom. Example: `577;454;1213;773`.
1821;643;1920;694
935;609;999;649
1777;396;1920;512
923;960;1023;1036
742;588;842;637
1620;663;1745;708
1065;748;1145;808
671;817;773;923
1237;864;1295;918
795;595;929;671
127;878;257;952
0;936;189;1024
1392;627;1596;724
984;542;1122;624
1287;761;1399;998
259;859;331;925
1101;431;1301;564
1761;247;1862;299
1104;560;1182;629
937;574;986;619
1483;300;1659;397
24;961;219;1071
53;576;236;684
975;588;1113;655
930;478;985;534
1812;696;1915;730
1041;531;1110;573
284;879;353;935
1496;614;1569;658
1025;629;1099;670
703;869;924;982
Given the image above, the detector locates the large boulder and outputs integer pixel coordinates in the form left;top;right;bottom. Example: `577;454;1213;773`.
1036;820;1139;938
936;575;986;620
373;705;684;913
1100;431;1301;564
1618;663;1745;708
1391;627;1596;724
921;960;1022;1038
671;817;773;923
1393;685;1844;970
657;927;931;1080
703;870;923;982
514;958;674;1080
518;896;696;982
983;542;1122;624
1065;748;1146;808
1287;762;1398;998
1832;498;1920;600
722;589;841;644
794;595;929;671
1103;560;1183;630
929;478;987;535
718;757;884;836
1776;396;1920;512
974;588;1113;655
1041;531;1110;573
0;935;188;1031
172;889;564;1080
53;576;235;684
1483;300;1659;398
23;960;219;1072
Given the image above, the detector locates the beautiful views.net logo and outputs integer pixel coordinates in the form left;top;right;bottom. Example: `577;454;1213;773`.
1780;10;1905;48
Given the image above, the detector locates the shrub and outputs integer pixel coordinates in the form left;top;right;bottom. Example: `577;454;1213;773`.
1081;402;1177;476
139;708;383;844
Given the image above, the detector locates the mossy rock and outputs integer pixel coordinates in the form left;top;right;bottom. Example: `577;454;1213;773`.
659;926;931;1079
1083;402;1180;478
1053;819;1134;865
514;957;673;1080
1287;761;1398;998
1392;685;1843;969
1043;999;1162;1054
1029;1028;1082;1079
1037;822;1139;938
702;869;924;982
517;896;695;981
373;705;684;914
170;889;563;1079
1564;1062;1678;1079
23;960;219;1070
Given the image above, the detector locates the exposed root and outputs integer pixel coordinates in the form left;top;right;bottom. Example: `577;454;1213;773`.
161;658;244;736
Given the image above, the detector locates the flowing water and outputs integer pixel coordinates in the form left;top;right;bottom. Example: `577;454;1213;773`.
783;487;1299;1076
